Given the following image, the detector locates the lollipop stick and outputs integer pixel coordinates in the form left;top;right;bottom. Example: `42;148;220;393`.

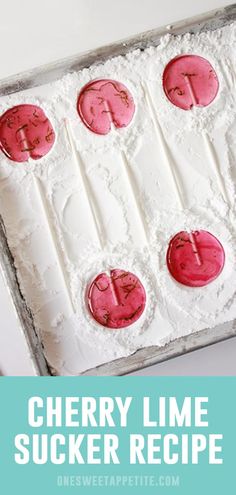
64;120;104;249
188;231;202;266
143;82;202;265
120;151;149;244
203;132;229;204
103;100;149;244
184;74;198;106
108;270;120;306
183;76;229;204
142;81;185;210
17;127;75;313
33;175;75;313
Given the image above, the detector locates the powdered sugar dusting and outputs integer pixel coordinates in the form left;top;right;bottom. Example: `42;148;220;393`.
0;23;236;374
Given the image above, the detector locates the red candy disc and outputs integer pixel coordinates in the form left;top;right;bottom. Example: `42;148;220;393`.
163;55;219;110
77;79;135;135
87;269;146;328
0;104;55;162
166;230;225;287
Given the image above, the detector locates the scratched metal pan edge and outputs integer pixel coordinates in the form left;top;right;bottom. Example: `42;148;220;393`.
0;4;236;376
0;216;50;376
0;3;236;97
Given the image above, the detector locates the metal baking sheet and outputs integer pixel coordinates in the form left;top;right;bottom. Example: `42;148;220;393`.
0;3;236;376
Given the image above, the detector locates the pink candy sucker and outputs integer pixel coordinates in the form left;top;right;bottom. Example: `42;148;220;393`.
163;55;219;110
77;79;135;135
0;104;55;162
166;230;225;287
87;269;146;329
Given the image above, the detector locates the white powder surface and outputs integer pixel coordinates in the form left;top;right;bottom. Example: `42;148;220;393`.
0;22;236;375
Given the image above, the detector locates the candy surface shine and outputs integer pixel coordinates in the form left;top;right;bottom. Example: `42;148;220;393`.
163;55;219;110
0;104;55;162
166;230;225;287
87;269;146;329
77;79;135;135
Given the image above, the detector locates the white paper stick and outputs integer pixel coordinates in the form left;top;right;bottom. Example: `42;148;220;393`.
33;174;75;313
188;231;202;266
143;82;202;265
142;81;185;210
107;270;120;306
184;75;228;265
102;100;149;244
203;132;229;204
183;74;229;205
17;126;75;312
120;151;149;244
184;74;198;106
64;120;104;249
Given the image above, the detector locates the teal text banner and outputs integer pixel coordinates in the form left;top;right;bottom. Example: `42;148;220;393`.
0;377;235;494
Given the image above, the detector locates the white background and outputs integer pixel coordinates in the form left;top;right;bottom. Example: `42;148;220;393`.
0;0;235;375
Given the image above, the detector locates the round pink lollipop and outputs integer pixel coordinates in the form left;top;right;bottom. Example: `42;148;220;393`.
87;269;146;329
166;230;225;287
0;104;55;162
77;79;135;135
163;55;219;110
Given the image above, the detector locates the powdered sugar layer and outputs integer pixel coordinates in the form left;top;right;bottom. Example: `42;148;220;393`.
0;23;236;374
